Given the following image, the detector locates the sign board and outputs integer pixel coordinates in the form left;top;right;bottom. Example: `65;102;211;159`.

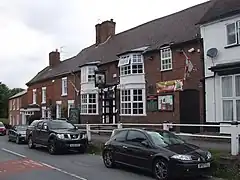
156;79;183;93
69;108;80;124
147;95;158;112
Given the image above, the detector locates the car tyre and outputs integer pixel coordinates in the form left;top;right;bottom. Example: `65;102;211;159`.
48;139;58;155
153;158;169;180
103;150;115;168
28;136;35;149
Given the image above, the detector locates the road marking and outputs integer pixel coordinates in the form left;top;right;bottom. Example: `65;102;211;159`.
1;148;26;158
41;162;88;180
1;148;88;180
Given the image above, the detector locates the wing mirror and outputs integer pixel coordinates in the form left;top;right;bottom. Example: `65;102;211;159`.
141;140;150;147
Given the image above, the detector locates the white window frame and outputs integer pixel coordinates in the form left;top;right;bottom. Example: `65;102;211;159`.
120;89;146;116
33;89;37;104
9;100;12;110
119;54;144;76
87;66;96;82
12;99;16;110
226;22;238;46
42;106;46;119
80;93;98;115
238;21;240;44
16;98;19;110
68;100;75;117
61;77;68;96
42;87;47;104
220;74;240;122
56;101;62;118
160;47;172;71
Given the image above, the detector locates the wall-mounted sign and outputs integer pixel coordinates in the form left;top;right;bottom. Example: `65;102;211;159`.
147;95;158;112
95;70;106;88
158;95;174;111
156;79;183;93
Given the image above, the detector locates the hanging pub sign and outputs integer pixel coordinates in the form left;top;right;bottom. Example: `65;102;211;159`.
95;70;106;88
147;95;158;112
156;79;183;93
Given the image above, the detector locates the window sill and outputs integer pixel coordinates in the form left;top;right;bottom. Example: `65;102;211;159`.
160;68;172;72
81;82;95;85
61;94;67;97
120;73;145;78
80;113;99;116
120;114;147;117
225;43;240;49
41;102;46;104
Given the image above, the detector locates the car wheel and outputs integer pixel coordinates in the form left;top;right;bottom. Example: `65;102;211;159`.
48;140;57;155
16;136;20;144
28;136;35;149
103;150;115;168
153;158;169;180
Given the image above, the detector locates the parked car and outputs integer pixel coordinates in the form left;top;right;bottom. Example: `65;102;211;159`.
102;128;213;180
8;125;28;144
0;122;6;136
26;119;88;154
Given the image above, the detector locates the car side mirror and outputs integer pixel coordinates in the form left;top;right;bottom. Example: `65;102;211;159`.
141;140;150;147
43;125;48;130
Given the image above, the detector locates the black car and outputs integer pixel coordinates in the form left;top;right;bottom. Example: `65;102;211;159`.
8;125;28;144
27;119;88;154
102;128;213;180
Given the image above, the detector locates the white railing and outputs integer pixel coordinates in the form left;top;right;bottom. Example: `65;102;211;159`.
75;122;239;156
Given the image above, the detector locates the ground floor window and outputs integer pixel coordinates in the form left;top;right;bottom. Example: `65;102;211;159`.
120;89;145;115
81;93;98;115
56;101;62;118
221;75;240;121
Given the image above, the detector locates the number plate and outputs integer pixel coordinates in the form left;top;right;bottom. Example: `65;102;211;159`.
70;144;81;147
198;163;210;169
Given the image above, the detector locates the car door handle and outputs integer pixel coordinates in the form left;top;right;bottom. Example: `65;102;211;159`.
122;146;128;149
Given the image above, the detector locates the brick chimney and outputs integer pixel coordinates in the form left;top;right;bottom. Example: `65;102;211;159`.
95;19;116;45
49;49;60;67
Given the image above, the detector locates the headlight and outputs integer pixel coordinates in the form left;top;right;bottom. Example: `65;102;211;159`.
56;134;64;139
81;134;87;139
207;151;212;159
171;154;192;161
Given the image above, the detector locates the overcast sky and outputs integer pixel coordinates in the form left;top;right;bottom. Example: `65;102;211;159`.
0;0;208;89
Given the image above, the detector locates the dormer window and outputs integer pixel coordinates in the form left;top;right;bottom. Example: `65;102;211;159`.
118;54;144;76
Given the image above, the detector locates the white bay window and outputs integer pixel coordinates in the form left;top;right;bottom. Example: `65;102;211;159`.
119;54;144;76
81;66;97;83
81;93;98;115
221;75;240;121
121;89;145;115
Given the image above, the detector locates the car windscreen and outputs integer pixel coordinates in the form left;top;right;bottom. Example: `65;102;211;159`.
49;121;75;129
147;131;185;147
16;126;27;131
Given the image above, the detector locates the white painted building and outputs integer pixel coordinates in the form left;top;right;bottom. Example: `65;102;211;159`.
200;2;240;125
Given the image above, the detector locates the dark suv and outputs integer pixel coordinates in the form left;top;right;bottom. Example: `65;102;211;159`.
26;119;88;154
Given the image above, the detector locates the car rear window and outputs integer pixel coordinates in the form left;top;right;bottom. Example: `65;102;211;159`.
30;120;41;127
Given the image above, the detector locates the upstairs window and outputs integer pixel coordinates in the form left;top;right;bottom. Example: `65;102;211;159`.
61;77;67;96
226;21;240;46
88;66;96;82
33;89;36;104
42;87;46;103
161;48;172;71
81;66;97;83
119;54;144;76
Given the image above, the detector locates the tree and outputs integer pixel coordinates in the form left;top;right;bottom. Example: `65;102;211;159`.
0;82;24;118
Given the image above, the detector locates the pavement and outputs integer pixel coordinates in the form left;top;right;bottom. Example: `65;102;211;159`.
0;135;223;180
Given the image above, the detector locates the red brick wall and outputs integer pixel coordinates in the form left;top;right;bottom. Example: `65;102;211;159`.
27;74;80;108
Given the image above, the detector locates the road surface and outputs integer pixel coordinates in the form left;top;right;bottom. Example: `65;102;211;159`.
0;136;223;180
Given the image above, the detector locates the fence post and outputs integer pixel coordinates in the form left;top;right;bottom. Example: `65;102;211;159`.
117;123;123;129
231;121;239;156
86;124;91;142
163;121;170;131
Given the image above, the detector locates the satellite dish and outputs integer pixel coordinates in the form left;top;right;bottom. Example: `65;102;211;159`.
207;48;218;58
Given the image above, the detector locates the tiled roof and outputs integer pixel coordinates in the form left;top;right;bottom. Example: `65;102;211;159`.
198;0;240;25
9;90;27;100
26;1;213;86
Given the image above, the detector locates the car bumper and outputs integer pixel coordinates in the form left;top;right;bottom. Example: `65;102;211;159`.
169;161;213;177
55;138;88;151
19;136;27;142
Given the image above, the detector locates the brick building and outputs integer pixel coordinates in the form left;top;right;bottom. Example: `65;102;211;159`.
9;90;28;125
25;1;214;129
